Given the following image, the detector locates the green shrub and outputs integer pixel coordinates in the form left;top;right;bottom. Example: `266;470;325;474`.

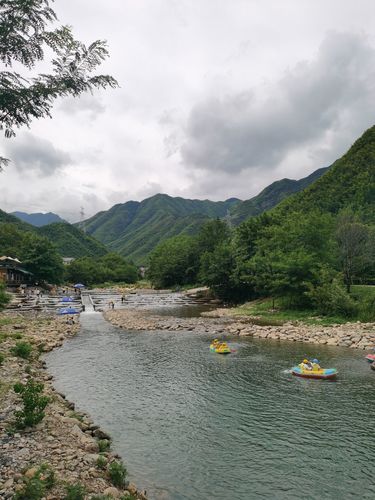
96;454;107;469
64;482;86;500
0;352;5;365
13;477;45;500
14;464;55;500
98;439;110;452
12;332;24;339
14;379;50;428
11;341;33;359
121;495;137;500
306;279;357;318
108;460;127;488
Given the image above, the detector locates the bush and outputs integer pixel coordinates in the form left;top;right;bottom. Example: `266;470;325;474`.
0;352;5;365
11;341;33;359
306;278;358;318
98;439;110;452
96;455;107;469
14;379;50;428
14;464;55;500
64;482;86;500
108;460;127;488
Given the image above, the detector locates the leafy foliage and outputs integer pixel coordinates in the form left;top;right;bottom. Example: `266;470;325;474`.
13;378;50;428
66;253;137;286
0;281;10;309
14;464;55;500
0;0;117;168
11;341;33;359
64;483;86;500
107;460;127;488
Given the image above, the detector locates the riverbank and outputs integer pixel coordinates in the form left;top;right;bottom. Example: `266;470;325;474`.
0;313;147;499
105;308;375;350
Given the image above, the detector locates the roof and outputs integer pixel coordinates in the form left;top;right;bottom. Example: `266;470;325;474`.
0;256;22;263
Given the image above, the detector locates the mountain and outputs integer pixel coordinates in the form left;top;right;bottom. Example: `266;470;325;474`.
38;223;108;258
83;194;240;263
11;211;65;227
229;167;329;225
0;208;107;259
0;208;35;231
276;126;375;222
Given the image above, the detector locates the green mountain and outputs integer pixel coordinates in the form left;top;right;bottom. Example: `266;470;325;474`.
11;211;65;227
276;126;375;222
83;194;240;263
229;167;329;225
38;222;108;258
0;208;34;231
0;209;107;259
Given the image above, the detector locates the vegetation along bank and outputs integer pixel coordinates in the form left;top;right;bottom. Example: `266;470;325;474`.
0;313;147;500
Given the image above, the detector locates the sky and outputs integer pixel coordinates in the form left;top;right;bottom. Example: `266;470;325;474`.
1;0;375;222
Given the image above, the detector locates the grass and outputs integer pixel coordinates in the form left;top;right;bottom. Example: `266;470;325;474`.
351;285;375;301
231;298;349;326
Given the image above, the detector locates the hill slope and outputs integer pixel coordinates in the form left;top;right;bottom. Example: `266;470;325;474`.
11;211;65;227
38;223;108;258
230;167;329;224
276;126;375;222
83;194;240;263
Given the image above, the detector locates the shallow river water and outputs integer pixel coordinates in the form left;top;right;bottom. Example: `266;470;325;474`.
46;311;375;500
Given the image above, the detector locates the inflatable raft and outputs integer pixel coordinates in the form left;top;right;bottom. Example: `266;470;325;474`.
291;366;338;380
210;342;231;354
365;354;375;363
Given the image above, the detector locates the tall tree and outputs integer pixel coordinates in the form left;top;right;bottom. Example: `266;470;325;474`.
0;0;118;168
336;213;370;292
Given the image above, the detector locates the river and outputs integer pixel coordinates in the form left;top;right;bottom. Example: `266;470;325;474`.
46;310;375;499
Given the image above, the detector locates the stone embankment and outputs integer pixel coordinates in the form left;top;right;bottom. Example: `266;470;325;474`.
0;313;147;499
105;308;375;350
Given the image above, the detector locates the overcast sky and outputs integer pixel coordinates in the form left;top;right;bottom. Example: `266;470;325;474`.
1;0;375;221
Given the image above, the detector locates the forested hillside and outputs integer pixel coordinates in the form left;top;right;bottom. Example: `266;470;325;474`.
148;125;375;322
83;166;326;264
38;223;107;258
229;167;328;224
83;194;240;263
277;127;375;222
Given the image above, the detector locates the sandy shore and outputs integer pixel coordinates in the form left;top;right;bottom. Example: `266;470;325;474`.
105;308;375;350
0;312;146;499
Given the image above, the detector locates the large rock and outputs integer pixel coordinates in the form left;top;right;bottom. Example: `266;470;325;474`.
103;486;121;497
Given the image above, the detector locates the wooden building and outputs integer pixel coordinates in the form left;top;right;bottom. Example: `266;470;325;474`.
0;256;33;286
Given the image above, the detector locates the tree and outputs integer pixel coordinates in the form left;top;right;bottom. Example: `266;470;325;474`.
148;235;199;288
21;233;65;283
0;0;118;168
336;212;370;292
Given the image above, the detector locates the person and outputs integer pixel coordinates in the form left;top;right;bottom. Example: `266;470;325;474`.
300;359;312;370
121;295;125;303
311;359;321;370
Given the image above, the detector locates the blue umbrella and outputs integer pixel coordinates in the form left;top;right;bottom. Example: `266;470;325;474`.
74;283;85;288
58;307;79;315
61;296;74;302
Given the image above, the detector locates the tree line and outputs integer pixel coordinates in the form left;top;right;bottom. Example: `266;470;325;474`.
148;210;375;320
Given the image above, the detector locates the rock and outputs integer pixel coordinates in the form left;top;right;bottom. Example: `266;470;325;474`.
127;483;138;495
24;466;38;478
3;478;14;488
103;486;121;497
93;428;111;440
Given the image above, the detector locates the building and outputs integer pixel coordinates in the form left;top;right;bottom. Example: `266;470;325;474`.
0;256;33;286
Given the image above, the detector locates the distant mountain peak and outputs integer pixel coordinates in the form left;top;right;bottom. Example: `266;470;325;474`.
11;211;65;227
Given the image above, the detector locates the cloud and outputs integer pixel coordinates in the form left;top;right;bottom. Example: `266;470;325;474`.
5;133;73;176
180;32;375;174
58;94;106;119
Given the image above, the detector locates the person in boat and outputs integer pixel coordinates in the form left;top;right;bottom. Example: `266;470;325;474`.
299;359;313;370
311;359;321;370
